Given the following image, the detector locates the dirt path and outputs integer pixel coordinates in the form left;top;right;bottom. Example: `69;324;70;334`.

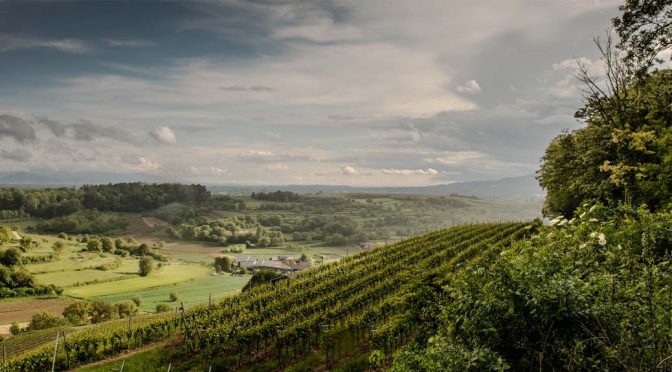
0;321;28;336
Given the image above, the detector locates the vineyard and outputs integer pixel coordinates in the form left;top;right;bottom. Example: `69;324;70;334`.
0;222;535;371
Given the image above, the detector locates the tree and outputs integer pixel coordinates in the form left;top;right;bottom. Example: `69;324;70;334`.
87;238;102;252
138;256;154;277
100;237;114;253
29;311;66;331
613;0;672;75
115;300;138;318
169;291;179;302
538;28;672;217
63;301;92;325
90;301;118;323
52;241;66;255
214;256;235;273
9;322;20;335
0;248;21;266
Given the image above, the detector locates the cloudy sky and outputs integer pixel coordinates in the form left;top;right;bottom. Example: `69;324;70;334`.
0;0;621;186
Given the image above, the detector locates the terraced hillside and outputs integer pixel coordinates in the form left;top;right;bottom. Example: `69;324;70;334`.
0;222;535;371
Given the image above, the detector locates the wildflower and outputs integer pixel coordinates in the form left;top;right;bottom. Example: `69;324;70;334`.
598;233;607;246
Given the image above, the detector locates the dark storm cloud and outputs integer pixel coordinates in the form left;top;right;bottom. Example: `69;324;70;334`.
392;102;578;164
0;114;36;143
0;148;32;161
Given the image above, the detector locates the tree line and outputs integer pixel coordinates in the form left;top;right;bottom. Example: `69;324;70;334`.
0;183;211;220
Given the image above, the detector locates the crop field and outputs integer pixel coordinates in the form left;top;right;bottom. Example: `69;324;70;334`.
0;222;534;370
89;275;250;312
0;298;73;326
65;264;211;298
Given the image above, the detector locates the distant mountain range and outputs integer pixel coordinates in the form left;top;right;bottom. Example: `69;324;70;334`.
209;174;544;200
0;171;544;200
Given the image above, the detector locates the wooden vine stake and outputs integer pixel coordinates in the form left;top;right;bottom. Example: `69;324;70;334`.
51;331;60;372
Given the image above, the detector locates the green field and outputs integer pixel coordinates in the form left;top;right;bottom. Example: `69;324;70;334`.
65;264;211;298
89;274;250;312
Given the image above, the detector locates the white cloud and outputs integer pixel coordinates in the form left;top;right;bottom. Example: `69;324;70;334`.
189;166;201;175
456;80;482;95
340;165;359;175
423;151;487;165
150;126;177;145
210;166;226;175
381;168;438;176
264;163;290;171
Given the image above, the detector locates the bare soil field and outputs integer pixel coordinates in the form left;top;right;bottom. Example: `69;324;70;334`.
0;297;73;325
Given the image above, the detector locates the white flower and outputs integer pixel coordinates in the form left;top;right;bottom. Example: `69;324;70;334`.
589;205;597;213
598;233;607;246
590;231;598;238
589;218;599;223
579;212;586;219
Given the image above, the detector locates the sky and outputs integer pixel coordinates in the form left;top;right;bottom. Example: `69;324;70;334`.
0;0;622;186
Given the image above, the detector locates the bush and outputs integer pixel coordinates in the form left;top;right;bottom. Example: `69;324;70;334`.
115;300;138;318
214;256;235;273
62;301;92;325
0;248;21;266
169;291;178;302
29;311;66;331
9;322;20;335
131;296;142;306
156;303;172;313
138;256;154;277
90;301;118;323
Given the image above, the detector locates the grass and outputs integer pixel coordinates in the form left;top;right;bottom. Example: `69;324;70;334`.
89;274;250;312
65;264;211;298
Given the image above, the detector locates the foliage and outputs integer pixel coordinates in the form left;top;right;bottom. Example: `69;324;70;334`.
90;301;119;323
138;256;154;277
156;303;172;313
9;322;20;335
0;248;21;266
538;69;672;217
613;0;672;75
241;269;286;291
63;301;93;326
251;190;302;202
28;311;67;331
214;256;235;273
393;206;672;370
115;300;138;318
169;291;179;302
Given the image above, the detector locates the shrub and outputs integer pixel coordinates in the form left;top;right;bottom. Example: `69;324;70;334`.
115;300;138;318
156;303;172;313
138;256;154;277
90;301;119;323
62;301;92;325
131;296;142;306
169;291;178;302
9;322;20;335
29;311;66;331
